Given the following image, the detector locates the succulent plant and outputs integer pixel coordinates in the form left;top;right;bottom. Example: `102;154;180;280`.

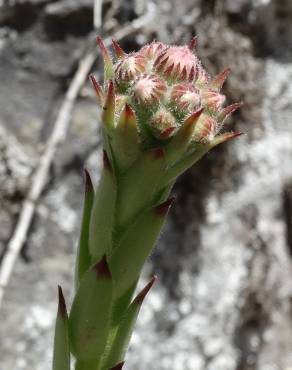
52;36;242;370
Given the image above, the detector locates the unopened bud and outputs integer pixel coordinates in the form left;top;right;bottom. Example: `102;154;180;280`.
115;53;147;83
150;109;177;139
133;74;167;105
171;83;201;112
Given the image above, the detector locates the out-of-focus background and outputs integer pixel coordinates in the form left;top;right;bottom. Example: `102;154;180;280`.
0;0;292;369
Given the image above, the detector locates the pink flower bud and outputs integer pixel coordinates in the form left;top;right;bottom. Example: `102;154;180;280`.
115;53;147;83
150;109;177;139
201;89;226;111
133;74;167;105
140;42;166;60
154;45;208;83
171;83;201;112
193;114;217;143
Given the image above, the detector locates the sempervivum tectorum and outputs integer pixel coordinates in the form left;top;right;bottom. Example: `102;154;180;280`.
54;37;243;370
91;36;242;170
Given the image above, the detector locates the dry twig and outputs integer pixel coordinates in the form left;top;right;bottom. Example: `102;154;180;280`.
94;0;103;30
0;2;156;310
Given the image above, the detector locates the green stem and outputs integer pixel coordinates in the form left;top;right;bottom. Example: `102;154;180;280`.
75;359;100;370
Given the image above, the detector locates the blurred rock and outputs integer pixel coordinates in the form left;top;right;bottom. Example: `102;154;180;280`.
44;0;93;39
0;124;35;256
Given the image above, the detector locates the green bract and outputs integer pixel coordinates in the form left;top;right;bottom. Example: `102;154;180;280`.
52;36;242;370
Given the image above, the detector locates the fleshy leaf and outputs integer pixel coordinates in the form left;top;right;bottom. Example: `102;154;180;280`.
110;199;173;298
103;278;156;369
53;287;70;370
116;148;166;227
112;103;139;170
89;151;117;262
96;36;114;80
75;169;95;288
102;80;116;131
165;108;204;166
69;256;113;362
161;145;210;187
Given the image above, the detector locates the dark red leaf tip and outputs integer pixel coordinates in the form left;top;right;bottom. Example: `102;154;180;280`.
83;168;94;194
58;285;67;319
112;39;126;59
109;362;125;370
154;196;175;217
124;103;133;116
96;35;109;58
93;255;111;279
160;127;176;139
188;36;198;50
188;107;204;122
151;147;165;159
103;150;113;173
231;131;244;138
107;79;114;95
134;276;157;305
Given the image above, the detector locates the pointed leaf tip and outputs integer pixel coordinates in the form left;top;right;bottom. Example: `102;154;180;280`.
119;103;137;127
134;276;157;305
185;107;204;126
212;67;231;89
83;168;94;194
109;362;125;370
102;80;115;129
96;35;114;79
152;147;165;159
96;35;110;60
58;285;67;318
112;39;126;59
93;255;111;279
188;36;198;50
210;131;244;147
89;74;103;105
218;102;243;123
155;197;175;217
225;131;244;140
104;79;115;102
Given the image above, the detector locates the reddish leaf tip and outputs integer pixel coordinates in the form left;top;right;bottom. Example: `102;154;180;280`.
160;127;176;139
222;131;244;142
154;197;175;216
188;36;198;50
151;148;165;159
83;168;94;194
189;107;204;121
109;362;125;370
124;103;135;120
134;276;157;305
93;255;111;279
212;67;231;88
89;75;103;102
57;285;67;319
112;39;126;59
96;35;107;53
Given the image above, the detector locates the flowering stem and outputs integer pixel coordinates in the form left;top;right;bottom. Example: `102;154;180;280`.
52;36;242;369
75;359;99;370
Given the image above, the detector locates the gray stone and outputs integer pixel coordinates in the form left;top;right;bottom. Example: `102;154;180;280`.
44;0;93;39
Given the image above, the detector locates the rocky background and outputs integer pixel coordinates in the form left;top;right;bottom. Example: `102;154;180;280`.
0;0;292;369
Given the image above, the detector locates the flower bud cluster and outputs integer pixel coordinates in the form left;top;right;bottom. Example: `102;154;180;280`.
92;36;242;170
